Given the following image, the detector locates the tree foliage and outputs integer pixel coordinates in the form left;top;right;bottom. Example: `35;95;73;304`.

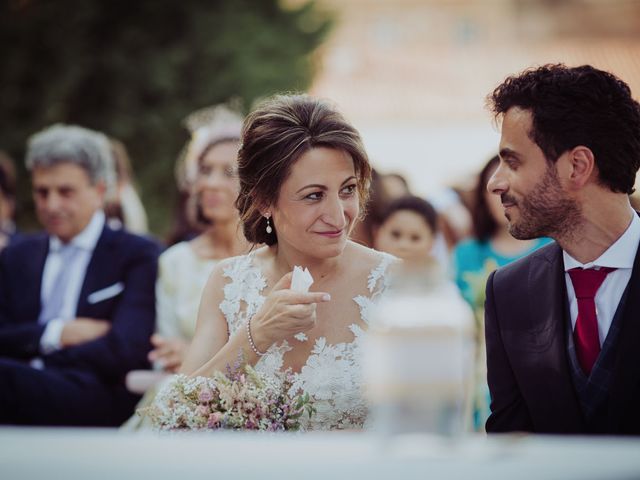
0;0;333;235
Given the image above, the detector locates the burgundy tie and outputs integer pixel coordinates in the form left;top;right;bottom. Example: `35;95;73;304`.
568;267;616;375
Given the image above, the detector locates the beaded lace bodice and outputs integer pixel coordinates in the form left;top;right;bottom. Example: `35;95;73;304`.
218;251;394;430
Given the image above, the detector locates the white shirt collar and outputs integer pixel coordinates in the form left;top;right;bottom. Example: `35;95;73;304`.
563;211;640;271
49;210;106;253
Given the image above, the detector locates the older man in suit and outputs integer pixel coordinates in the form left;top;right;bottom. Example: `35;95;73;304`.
484;64;640;435
0;125;159;426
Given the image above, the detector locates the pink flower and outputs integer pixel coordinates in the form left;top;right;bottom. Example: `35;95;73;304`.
150;366;313;431
207;412;222;428
198;387;214;403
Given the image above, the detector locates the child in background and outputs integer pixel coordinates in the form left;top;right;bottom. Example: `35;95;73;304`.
374;194;472;297
374;195;442;280
374;195;475;431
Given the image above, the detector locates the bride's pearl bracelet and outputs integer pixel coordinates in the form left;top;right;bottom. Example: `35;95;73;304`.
246;318;266;356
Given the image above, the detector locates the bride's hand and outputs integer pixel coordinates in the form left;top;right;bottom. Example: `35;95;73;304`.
250;272;331;352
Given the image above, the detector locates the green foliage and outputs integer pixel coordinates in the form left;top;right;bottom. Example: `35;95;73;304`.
0;0;333;236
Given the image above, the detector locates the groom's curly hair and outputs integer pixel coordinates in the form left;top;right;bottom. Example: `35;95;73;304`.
488;63;640;194
236;94;371;246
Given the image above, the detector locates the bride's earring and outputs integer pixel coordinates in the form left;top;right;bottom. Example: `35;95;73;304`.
265;216;273;234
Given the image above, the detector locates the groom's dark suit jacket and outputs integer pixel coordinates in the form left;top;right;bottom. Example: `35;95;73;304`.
484;240;640;435
0;225;160;425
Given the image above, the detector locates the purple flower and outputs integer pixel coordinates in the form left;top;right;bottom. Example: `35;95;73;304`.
198;387;215;403
151;365;313;432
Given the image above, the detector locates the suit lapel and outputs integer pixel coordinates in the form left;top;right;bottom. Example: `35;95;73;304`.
607;238;640;429
76;225;116;315
28;235;50;322
526;243;585;430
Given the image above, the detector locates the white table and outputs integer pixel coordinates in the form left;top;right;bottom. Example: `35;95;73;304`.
1;428;639;480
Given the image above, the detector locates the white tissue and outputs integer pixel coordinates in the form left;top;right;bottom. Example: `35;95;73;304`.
291;266;314;342
291;265;313;293
294;332;308;342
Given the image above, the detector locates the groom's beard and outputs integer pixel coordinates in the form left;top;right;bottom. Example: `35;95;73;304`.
506;166;581;240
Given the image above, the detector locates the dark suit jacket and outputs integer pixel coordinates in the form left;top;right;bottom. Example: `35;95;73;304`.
0;225;160;382
484;240;640;435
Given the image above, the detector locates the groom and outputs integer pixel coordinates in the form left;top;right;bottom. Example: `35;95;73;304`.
484;64;640;434
0;124;159;426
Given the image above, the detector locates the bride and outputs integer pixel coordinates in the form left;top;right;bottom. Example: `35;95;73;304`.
168;94;395;430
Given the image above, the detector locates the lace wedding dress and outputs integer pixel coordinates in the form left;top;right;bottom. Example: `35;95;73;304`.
216;250;394;430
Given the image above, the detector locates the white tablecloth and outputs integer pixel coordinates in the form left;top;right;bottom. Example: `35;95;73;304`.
1;428;639;480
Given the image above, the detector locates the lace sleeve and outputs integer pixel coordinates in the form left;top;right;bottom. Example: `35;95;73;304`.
353;252;397;326
367;252;396;297
218;253;267;335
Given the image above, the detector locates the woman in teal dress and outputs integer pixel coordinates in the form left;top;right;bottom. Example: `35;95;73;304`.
453;155;551;431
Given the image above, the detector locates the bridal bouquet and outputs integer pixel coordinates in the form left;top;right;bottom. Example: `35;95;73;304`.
144;364;314;431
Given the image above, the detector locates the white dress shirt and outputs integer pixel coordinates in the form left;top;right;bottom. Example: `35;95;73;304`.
38;210;106;354
563;211;640;346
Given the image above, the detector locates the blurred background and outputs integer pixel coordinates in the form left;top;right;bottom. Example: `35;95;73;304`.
2;0;640;236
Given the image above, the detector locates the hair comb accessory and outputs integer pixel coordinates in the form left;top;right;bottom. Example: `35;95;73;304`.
176;102;244;190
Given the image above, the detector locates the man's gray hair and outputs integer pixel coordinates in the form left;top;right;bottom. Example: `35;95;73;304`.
25;124;116;188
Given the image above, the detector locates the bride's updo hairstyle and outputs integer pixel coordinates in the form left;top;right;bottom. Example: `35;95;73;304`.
236;94;372;246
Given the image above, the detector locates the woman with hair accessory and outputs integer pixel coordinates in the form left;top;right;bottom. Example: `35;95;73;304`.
123;105;250;428
153;94;397;431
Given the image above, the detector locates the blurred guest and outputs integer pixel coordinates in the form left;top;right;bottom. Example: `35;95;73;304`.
374;194;468;296
0;124;159;426
154;105;249;371
165;190;200;246
374;195;439;272
123;105;249;428
374;195;475;430
0;152;19;251
429;185;473;251
350;168;390;247
165;104;245;246
380;172;410;199
485;64;640;435
453;154;550;430
104;139;149;234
